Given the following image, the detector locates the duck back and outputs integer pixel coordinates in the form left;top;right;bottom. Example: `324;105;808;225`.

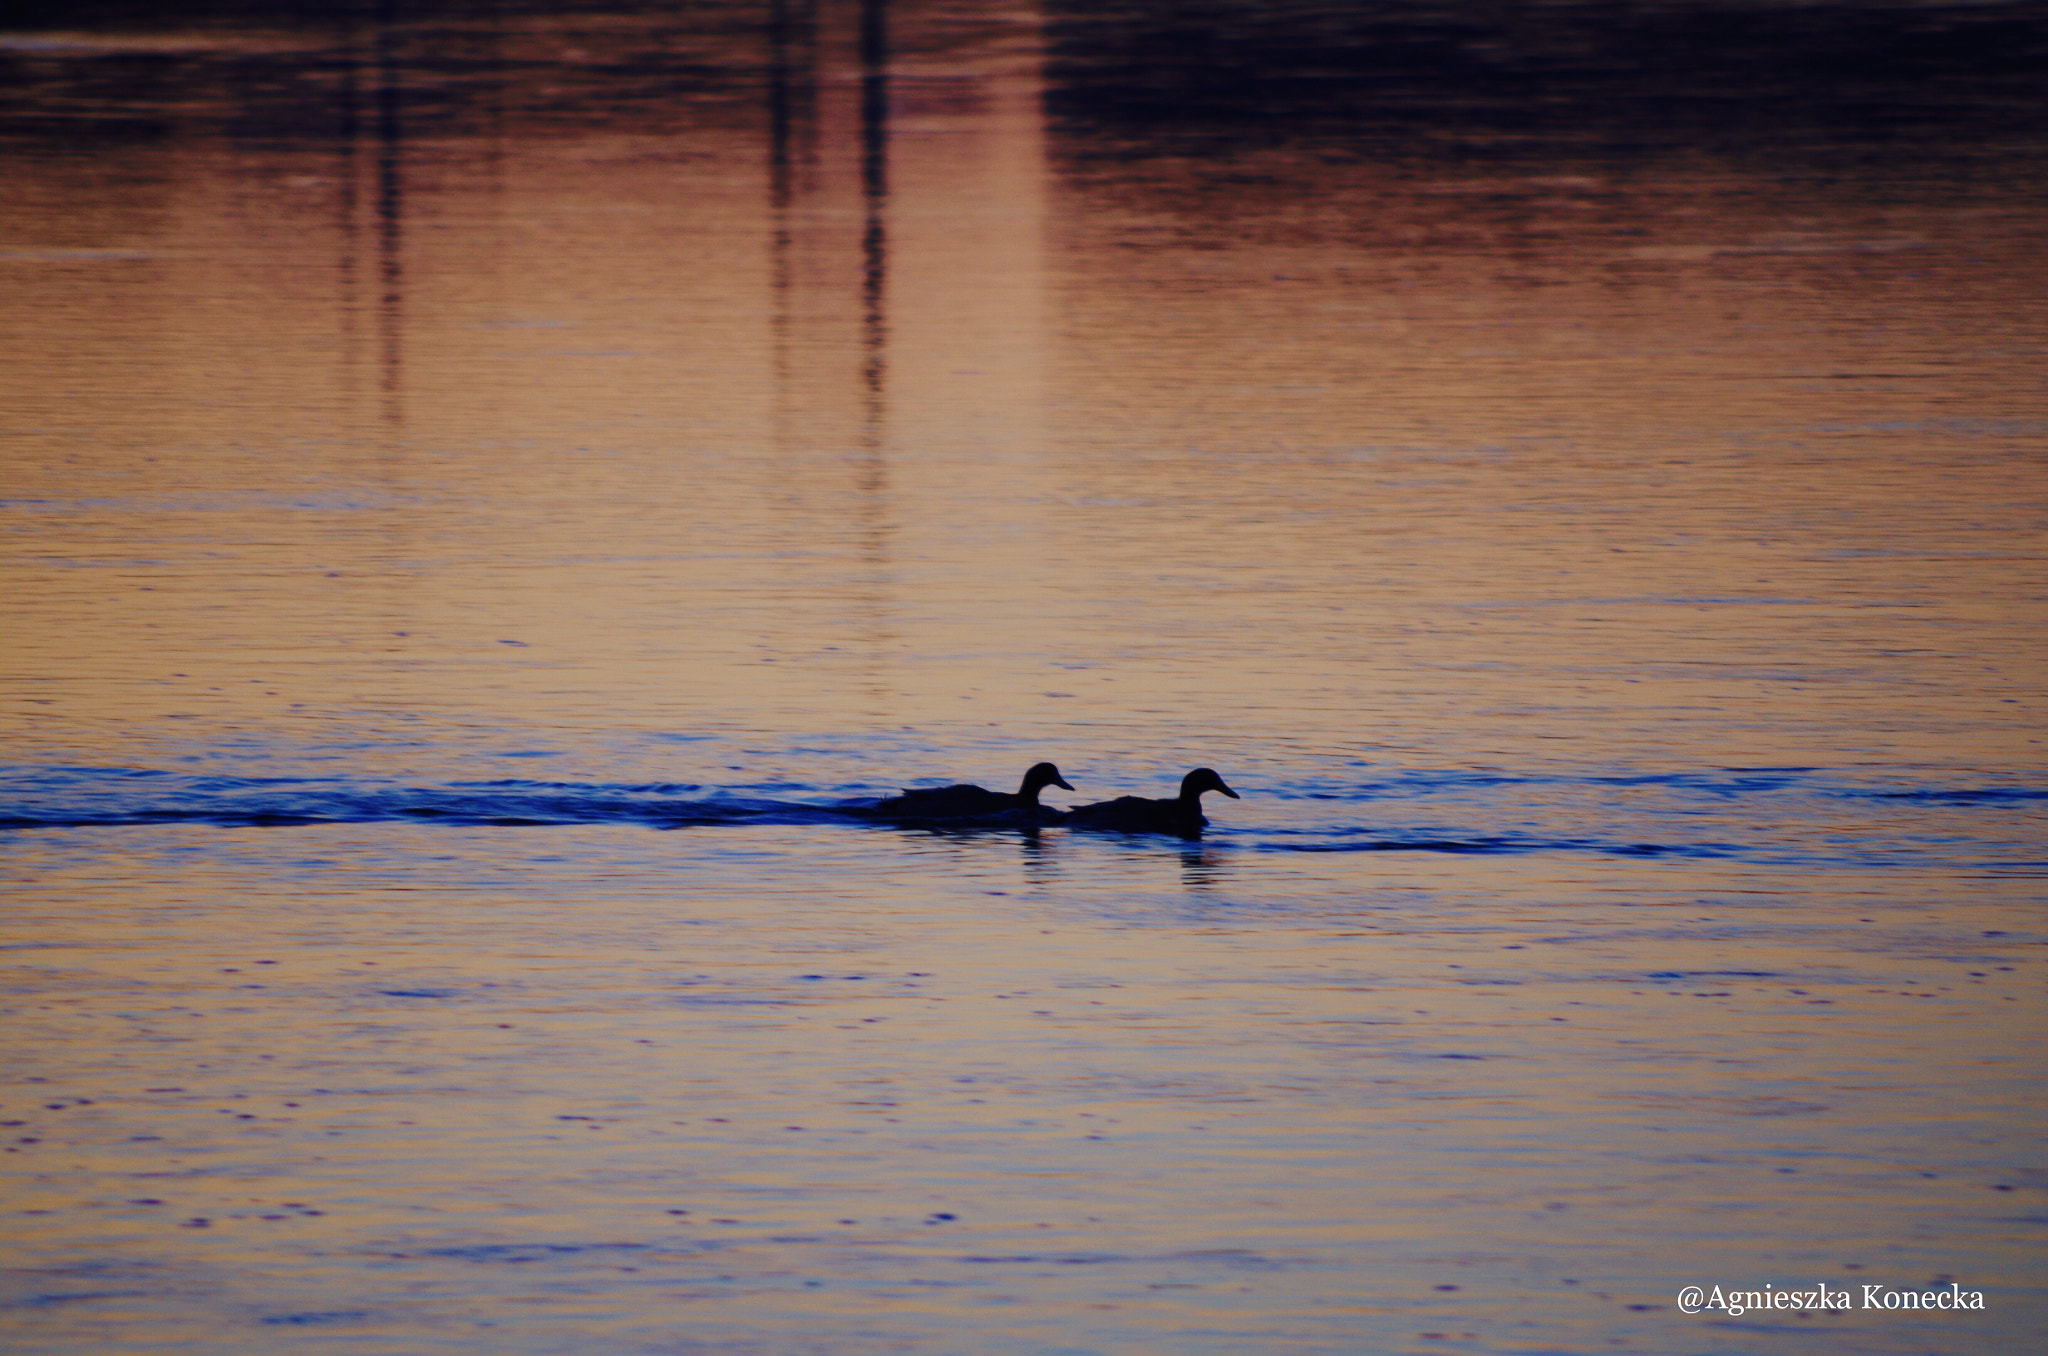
1062;768;1236;838
871;783;1020;818
863;762;1073;825
1061;794;1206;836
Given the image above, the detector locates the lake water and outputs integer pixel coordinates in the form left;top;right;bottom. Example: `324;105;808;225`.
3;2;2044;1352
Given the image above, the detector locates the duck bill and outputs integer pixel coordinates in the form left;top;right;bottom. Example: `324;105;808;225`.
1054;776;1074;791
1217;780;1240;799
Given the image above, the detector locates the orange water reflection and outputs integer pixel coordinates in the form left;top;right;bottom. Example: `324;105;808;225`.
2;2;2044;1352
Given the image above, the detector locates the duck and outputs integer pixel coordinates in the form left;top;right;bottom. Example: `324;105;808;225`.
863;761;1074;824
1060;767;1239;837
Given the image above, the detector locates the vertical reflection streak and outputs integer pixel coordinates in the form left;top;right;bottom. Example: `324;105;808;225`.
474;0;508;452
857;0;889;424
373;0;404;432
334;7;363;428
854;0;893;712
769;0;798;214
768;0;799;442
767;0;821;464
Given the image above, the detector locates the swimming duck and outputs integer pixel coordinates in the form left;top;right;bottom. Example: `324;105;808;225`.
1061;767;1239;837
864;761;1074;824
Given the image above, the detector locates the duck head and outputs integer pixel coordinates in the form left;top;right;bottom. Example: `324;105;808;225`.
1019;762;1076;801
1180;767;1240;801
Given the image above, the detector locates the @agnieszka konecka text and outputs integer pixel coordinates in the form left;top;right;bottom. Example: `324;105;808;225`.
1676;1282;1985;1315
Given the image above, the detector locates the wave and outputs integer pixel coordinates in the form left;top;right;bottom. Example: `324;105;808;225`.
1;763;2037;868
0;768;861;831
1257;834;1738;859
1854;787;2048;805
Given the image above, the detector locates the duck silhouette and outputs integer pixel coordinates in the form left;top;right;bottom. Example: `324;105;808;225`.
1061;768;1239;837
864;761;1074;824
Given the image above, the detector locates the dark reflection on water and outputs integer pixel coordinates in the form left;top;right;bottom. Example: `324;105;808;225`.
16;0;2036;142
371;1;405;429
1044;0;2048;159
3;3;2045;1354
1177;839;1228;887
760;0;898;705
858;0;888;410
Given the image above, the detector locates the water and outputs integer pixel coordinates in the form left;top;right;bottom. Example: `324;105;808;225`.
3;1;2045;1352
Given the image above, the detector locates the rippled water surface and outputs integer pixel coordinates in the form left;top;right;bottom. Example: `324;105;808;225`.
4;2;2045;1352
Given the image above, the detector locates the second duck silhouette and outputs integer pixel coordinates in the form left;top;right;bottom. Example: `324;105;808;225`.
1061;767;1239;838
864;761;1074;825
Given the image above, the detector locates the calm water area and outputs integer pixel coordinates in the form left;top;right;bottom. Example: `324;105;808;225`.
3;1;2045;1352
